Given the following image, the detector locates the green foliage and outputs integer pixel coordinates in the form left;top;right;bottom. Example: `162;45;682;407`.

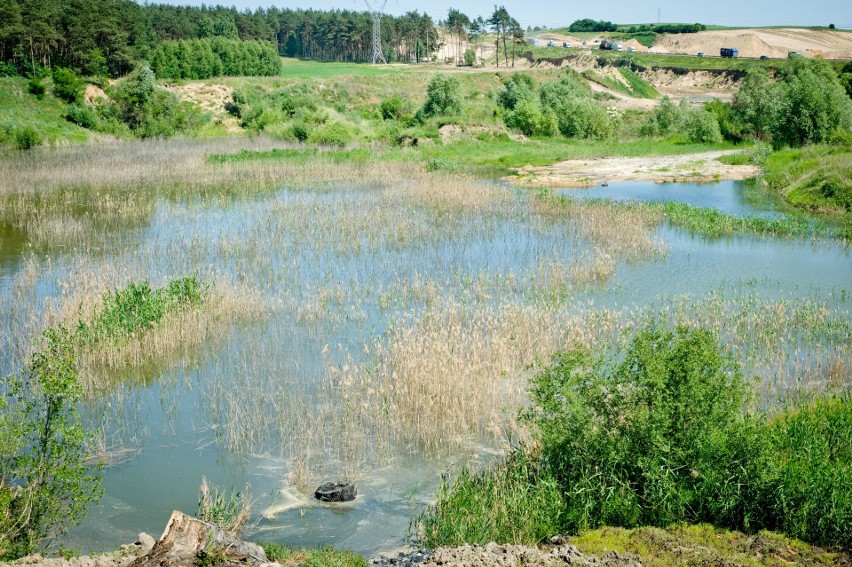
379;94;406;120
463;48;476;67
684;108;722;143
13;127;41;150
27;77;45;99
51;68;84;104
420;74;463;118
64;104;99;129
307;122;351;147
643;96;682;136
658;202;837;239
108;63;207;138
1;328;103;558
150;38;281;80
528;325;771;533
497;73;536;111
616;68;660;99
75;276;208;346
569;19;617;32
768;397;851;549
554;98;612;139
505;99;556;137
704;100;742;141
733;68;781;141
539;74;590;110
419;449;564;547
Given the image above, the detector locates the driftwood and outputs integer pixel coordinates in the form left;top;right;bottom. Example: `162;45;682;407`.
129;511;268;567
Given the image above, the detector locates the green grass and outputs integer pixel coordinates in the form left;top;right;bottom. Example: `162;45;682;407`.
571;524;846;566
761;144;852;214
418;137;738;176
205;147;374;165
581;69;660;99
617;68;660;98
0;77;91;148
260;543;368;567
279;58;415;79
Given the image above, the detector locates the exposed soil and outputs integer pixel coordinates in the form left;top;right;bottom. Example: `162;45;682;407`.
651;28;852;59
509;150;758;187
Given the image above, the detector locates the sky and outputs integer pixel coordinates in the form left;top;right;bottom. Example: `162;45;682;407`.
156;0;852;29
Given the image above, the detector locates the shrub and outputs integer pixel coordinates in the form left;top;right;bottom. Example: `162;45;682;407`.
64;104;99;129
684;108;722;143
497;73;536;111
14;127;42;150
27;77;46;99
505;100;556;137
52;67;84;104
379;94;406;120
555;98;611;139
463;48;476;67
527;325;771;533
308;122;351;147
197;477;251;537
291;122;310;142
420;74;463;118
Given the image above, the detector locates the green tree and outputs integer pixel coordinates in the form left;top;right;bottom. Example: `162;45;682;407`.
420;73;462;118
685;108;723;143
1;329;102;557
733;68;781;141
52;68;84;104
771;57;852;148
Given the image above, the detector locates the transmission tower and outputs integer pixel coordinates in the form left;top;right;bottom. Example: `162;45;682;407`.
365;0;388;64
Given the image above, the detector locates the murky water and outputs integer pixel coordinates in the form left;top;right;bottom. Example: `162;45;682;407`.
1;178;849;555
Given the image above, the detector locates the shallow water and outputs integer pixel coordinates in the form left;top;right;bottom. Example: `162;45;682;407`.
557;179;784;217
1;178;849;555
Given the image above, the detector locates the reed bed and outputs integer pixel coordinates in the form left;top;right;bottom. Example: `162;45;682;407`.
1;136;848;506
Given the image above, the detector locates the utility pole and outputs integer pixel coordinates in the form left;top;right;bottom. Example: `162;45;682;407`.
657;7;662;23
364;0;388;64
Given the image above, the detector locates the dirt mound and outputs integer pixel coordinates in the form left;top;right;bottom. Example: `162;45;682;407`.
654;28;852;59
161;82;233;115
621;39;648;51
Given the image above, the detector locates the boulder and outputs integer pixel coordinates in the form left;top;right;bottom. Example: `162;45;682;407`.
314;482;357;503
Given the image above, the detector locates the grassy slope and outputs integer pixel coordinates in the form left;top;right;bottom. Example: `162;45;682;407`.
0;77;90;146
761;145;852;214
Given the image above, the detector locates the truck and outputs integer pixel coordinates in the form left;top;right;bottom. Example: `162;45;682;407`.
599;40;623;51
720;47;739;58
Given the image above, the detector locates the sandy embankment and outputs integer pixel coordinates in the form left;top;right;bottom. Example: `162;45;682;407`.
509;150;758;187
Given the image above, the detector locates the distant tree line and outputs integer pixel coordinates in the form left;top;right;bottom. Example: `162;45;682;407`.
0;0;442;78
567;19;706;34
151;38;280;79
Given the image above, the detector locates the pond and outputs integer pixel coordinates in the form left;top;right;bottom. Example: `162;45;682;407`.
1;175;849;556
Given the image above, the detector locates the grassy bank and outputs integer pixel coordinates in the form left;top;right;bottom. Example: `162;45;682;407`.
761;144;852;214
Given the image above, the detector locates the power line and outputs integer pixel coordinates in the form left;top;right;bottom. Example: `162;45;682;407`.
364;0;389;64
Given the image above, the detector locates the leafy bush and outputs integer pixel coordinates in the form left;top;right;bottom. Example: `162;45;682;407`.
291;122;310;142
27;77;45;99
420;74;463;118
52;67;85;104
197;477;251;537
539;75;589;111
14;127;41;150
463;48;476;67
308;122;351;147
379;94;406;120
555;98;611;139
64;104;99;129
528;325;771;533
505;100;556;136
497;73;536;111
684;108;722;143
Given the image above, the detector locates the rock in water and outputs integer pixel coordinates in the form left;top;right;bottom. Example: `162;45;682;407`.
315;481;357;502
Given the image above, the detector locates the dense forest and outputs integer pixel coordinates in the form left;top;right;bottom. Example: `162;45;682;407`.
0;0;443;77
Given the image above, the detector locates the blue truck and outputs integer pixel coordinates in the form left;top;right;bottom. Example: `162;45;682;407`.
720;47;739;58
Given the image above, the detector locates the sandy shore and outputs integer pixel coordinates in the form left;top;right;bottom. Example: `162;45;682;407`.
508;150;758;188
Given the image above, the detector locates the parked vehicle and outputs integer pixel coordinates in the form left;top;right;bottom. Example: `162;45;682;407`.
760;55;769;60
697;52;705;57
720;47;739;58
